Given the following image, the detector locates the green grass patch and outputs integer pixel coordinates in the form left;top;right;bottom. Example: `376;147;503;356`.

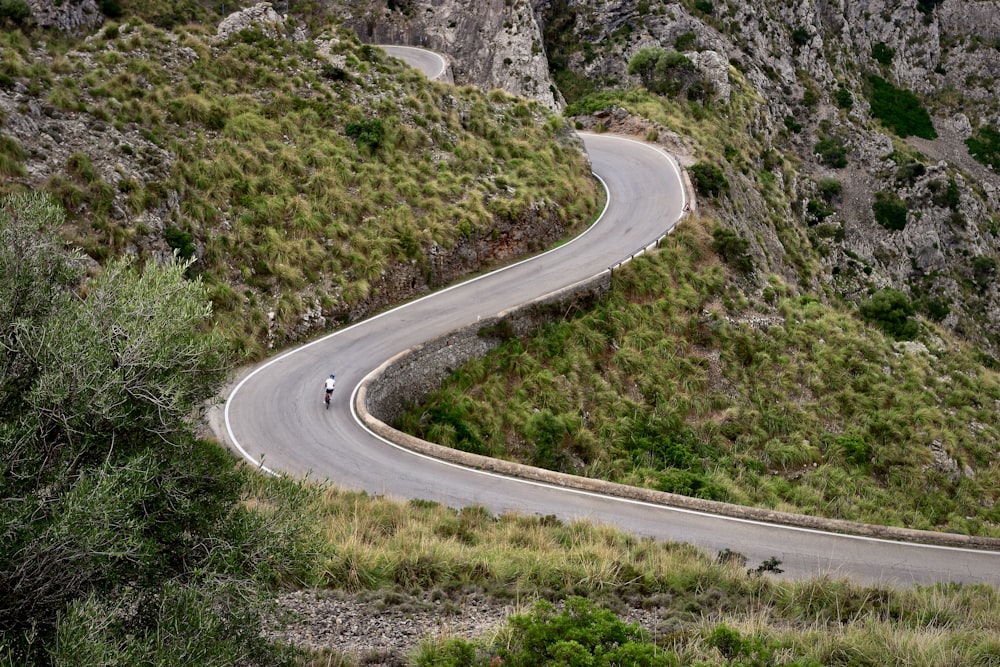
25;20;599;358
400;216;1000;536
965;125;1000;170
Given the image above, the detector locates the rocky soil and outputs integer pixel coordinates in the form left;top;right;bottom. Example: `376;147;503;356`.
273;590;664;664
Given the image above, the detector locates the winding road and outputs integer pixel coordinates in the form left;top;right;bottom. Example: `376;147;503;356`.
217;49;1000;588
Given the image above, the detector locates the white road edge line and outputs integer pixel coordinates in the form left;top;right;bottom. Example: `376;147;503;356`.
225;133;998;556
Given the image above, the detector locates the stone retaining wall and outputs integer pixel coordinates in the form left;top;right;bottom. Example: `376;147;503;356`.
363;274;611;425
357;155;1000;553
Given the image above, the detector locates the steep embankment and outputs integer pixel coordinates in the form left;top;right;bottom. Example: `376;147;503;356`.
540;0;1000;356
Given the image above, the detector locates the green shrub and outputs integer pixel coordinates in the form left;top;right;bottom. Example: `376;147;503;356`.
806;199;834;224
345;117;386;151
674;31;697;51
895;160;925;184
791;27;810;47
321;64;350;82
627;46;700;97
783;115;802;133
965;126;1000;170
917;0;944;14
0;134;27;177
705;624;776;663
972;255;997;290
867;75;937;139
496;597;674;666
0;0;30;24
814;136;847;168
834;85;853;109
932;177;961;210
689;161;728;197
924;298;950;322
165;225;196;259
98;0;122;18
818;177;842;200
711;226;753;274
872;42;895;65
836;434;869;466
872;191;908;230
859;288;918;340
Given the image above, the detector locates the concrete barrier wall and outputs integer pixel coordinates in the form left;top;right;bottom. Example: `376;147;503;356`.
357;273;1000;551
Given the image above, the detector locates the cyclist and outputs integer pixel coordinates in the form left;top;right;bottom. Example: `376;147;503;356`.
324;373;336;406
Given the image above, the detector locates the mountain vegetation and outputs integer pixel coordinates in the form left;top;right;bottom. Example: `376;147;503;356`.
401;215;1000;537
0;8;598;358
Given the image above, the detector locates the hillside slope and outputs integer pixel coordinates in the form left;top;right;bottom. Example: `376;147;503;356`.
341;0;1000;358
0;4;598;357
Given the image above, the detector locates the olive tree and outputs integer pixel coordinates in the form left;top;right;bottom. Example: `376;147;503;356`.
0;193;296;665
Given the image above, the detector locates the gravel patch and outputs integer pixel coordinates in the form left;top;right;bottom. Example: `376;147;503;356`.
272;589;668;664
273;590;516;662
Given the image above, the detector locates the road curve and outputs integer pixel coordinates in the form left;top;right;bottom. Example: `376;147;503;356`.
381;45;451;82
219;54;1000;588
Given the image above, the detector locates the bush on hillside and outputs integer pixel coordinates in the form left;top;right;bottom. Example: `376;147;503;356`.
345;117;386;152
973;255;997;291
711;226;753;274
0;0;30;24
834;85;853;109
627;46;701;98
818;177;843;201
689;161;728;198
499;598;674;666
872;42;895;65
814;136;848;168
965;126;1000;170
873;191;908;230
859;288;918;340
0;193;299;664
867;75;937;139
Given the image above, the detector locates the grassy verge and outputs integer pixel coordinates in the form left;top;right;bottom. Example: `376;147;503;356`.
397;215;1000;536
244;470;1000;666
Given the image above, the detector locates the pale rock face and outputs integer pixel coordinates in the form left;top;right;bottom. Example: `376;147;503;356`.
27;0;103;34
334;0;562;109
215;2;285;42
688;50;731;102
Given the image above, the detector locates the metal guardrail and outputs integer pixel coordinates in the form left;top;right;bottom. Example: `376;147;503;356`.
608;221;684;274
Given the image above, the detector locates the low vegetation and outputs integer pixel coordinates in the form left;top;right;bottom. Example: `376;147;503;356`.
866;75;937;140
7;4;1000;664
0;193;309;665
246;475;1000;666
966;125;1000;170
400;215;1000;536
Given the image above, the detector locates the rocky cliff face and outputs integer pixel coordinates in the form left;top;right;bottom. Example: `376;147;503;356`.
391;0;1000;353
329;0;562;109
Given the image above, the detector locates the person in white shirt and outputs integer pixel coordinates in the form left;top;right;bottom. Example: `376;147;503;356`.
324;374;335;405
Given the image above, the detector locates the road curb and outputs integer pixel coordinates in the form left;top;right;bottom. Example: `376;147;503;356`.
356;380;1000;550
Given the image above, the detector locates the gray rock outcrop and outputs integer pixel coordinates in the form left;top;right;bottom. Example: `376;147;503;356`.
27;0;102;34
331;0;562;109
215;2;285;41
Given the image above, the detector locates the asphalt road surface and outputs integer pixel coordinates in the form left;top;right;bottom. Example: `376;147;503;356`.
219;52;1000;588
381;45;450;82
